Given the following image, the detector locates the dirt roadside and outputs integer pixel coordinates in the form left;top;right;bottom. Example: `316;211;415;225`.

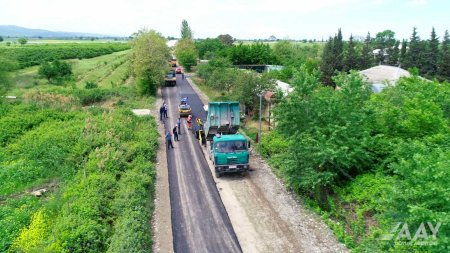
187;76;348;253
150;89;174;253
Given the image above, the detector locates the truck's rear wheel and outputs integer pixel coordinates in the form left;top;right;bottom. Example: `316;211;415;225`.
215;171;221;178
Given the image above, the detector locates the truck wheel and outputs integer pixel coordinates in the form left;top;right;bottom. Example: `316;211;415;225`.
215;171;221;178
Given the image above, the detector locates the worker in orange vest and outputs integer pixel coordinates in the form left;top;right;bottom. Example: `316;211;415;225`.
187;115;192;129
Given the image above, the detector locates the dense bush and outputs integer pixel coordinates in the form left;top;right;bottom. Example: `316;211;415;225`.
0;43;130;69
38;60;73;83
266;65;450;251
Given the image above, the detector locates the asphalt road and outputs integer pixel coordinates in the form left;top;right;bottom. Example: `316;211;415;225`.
161;74;242;253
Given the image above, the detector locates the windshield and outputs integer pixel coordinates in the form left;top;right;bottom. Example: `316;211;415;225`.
214;141;247;153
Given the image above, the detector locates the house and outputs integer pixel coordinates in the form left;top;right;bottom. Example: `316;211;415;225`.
359;65;411;93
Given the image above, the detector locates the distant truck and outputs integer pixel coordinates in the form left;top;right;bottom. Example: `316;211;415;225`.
164;70;176;86
204;102;250;178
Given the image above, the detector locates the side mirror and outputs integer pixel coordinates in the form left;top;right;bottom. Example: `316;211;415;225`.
247;141;251;149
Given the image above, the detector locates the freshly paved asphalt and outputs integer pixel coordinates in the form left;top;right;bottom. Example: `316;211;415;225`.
161;74;242;253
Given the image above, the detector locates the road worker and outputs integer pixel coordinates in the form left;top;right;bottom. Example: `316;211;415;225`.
187;115;192;129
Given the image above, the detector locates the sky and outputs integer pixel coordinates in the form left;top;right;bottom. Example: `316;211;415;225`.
1;0;449;41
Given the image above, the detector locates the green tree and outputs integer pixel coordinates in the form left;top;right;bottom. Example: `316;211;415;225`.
130;29;170;95
333;28;344;71
217;34;234;46
344;34;358;71
374;30;396;63
17;37;28;45
181;19;193;40
195;38;225;59
387;40;400;66
38;60;73;84
404;27;421;69
175;39;198;71
438;30;450;81
0;36;3;42
274;66;373;204
425;27;440;76
359;32;374;70
273;40;294;64
320;37;336;85
399;39;407;66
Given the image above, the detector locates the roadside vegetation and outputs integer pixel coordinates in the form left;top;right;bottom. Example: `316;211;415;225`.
0;40;159;252
186;21;450;252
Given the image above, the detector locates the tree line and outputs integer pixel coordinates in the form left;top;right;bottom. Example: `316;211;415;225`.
321;27;450;85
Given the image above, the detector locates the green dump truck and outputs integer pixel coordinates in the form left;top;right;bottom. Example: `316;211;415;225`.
205;102;250;178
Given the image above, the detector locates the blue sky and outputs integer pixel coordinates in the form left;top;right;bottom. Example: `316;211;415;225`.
0;0;448;41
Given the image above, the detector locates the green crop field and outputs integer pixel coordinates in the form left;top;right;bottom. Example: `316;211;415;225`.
10;50;131;92
0;42;130;68
0;48;158;252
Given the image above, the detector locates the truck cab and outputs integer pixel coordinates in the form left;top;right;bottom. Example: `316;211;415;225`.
210;134;250;177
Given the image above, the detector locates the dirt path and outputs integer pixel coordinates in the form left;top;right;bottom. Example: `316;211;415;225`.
187;77;348;253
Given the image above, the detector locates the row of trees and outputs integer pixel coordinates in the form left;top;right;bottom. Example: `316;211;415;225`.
321;27;450;85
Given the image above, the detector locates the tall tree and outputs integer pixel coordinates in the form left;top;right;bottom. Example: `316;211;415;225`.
426;27;439;76
359;32;374;70
333;28;344;71
181;19;193;40
399;39;407;67
320;37;336;86
175;39;198;71
344;34;358;71
438;30;450;80
404;27;421;69
387;40;400;66
130;29;170;95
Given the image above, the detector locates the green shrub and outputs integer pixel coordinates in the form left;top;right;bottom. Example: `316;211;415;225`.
84;81;98;89
38;60;73;84
0;196;41;252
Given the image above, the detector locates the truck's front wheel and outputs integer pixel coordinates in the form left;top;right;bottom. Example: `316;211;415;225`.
215;171;221;178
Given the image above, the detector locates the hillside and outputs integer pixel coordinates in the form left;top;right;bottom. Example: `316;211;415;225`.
0;25;115;38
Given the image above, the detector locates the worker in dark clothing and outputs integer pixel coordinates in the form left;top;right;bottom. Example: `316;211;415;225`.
173;126;179;141
159;105;164;121
163;103;168;118
166;131;174;149
177;117;181;134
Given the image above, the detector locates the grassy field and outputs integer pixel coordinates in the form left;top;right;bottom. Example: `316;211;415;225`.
0;50;158;252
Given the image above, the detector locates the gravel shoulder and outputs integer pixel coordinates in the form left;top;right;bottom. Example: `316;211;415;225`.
187;76;349;253
150;88;174;253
